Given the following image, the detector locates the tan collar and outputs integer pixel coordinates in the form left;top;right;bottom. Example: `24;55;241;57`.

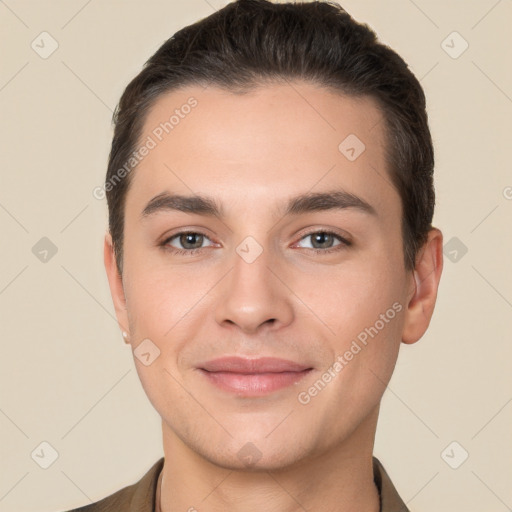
373;456;410;512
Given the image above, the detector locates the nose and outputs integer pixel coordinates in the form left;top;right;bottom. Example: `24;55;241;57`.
214;246;294;335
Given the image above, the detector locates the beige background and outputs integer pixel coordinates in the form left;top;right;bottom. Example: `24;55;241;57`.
1;1;511;511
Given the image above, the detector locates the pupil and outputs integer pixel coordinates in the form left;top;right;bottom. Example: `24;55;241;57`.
314;233;332;248
182;233;202;249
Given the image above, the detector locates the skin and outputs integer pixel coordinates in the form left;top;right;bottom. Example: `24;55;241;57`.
104;81;443;512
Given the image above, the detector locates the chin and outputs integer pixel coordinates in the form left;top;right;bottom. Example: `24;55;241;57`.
207;447;306;472
195;433;313;473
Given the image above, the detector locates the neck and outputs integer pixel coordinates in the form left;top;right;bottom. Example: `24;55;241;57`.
157;406;380;512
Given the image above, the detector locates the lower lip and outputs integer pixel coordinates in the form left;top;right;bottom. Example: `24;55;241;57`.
198;369;312;396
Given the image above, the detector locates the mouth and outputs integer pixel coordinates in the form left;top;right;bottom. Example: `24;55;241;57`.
197;357;313;396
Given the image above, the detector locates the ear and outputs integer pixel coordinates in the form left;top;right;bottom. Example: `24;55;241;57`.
402;227;444;345
103;231;130;336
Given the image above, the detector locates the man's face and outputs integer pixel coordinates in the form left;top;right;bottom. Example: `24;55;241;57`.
112;82;415;469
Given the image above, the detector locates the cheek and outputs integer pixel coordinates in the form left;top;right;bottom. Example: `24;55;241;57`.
123;259;218;367
295;253;404;338
123;241;188;322
124;269;197;412
294;251;405;401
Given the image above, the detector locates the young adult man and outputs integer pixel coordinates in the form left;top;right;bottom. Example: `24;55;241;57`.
65;1;443;510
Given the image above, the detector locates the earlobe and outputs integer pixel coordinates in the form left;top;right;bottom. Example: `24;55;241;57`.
401;228;444;345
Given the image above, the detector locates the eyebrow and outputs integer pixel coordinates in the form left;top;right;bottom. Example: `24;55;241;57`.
140;189;377;220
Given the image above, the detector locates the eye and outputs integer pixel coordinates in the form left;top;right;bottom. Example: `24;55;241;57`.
160;229;351;257
161;231;215;255
295;230;351;254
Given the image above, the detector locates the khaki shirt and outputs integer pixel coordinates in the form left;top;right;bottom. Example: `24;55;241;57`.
64;456;409;512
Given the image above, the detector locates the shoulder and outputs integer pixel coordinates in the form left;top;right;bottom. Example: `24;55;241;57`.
59;458;164;512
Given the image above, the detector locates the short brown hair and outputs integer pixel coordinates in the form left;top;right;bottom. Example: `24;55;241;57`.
105;0;435;275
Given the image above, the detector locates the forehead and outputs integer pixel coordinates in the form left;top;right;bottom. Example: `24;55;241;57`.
127;81;399;222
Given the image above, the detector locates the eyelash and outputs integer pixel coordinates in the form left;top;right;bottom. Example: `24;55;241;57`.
160;229;352;256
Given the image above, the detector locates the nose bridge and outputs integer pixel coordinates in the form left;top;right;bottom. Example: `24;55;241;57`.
213;237;294;333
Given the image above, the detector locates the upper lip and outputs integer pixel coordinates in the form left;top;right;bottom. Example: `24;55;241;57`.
199;356;312;373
